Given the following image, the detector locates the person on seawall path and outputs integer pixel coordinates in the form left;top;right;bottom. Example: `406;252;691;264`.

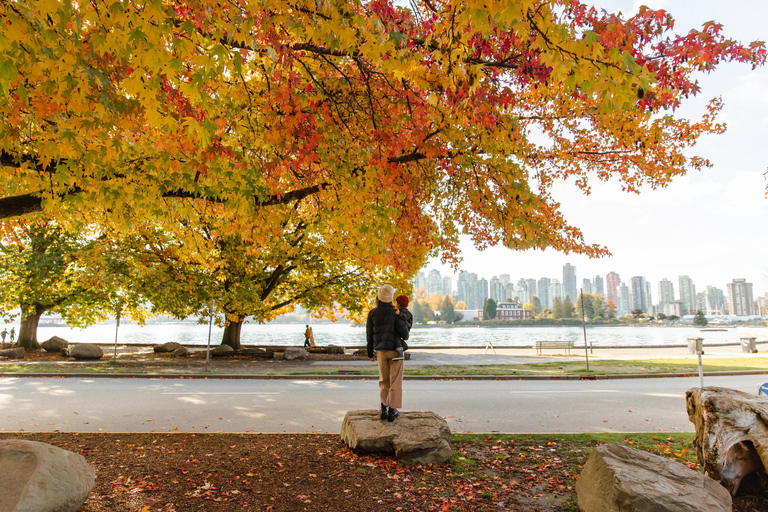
308;326;315;347
304;325;311;347
366;284;411;422
9;327;15;344
1;328;7;345
392;295;413;361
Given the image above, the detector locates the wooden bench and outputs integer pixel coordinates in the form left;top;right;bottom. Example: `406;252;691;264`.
535;340;575;355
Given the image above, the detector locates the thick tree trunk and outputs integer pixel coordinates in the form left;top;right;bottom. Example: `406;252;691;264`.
15;304;45;350
221;317;243;350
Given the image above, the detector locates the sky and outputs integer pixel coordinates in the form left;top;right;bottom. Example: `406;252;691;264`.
425;0;768;298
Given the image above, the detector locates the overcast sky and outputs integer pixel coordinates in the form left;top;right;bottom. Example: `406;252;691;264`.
426;0;768;297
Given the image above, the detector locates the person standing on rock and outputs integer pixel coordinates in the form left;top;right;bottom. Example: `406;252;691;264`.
366;284;410;422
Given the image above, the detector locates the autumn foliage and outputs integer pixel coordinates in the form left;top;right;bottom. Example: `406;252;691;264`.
0;0;765;330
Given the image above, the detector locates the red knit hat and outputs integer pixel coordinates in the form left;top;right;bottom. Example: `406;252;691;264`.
395;295;409;307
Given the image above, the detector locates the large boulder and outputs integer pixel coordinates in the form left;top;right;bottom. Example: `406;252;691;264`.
69;344;103;360
325;345;346;355
284;347;309;360
341;410;452;465
0;439;95;512
236;348;274;359
170;346;189;357
153;342;182;353
575;443;731;512
210;344;235;357
686;386;768;495
41;336;68;353
0;347;25;359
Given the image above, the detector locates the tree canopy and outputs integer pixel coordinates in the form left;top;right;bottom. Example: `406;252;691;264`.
2;0;764;265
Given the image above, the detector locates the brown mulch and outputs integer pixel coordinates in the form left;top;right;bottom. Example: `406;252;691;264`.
2;432;765;512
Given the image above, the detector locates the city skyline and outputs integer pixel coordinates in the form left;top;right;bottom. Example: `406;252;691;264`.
424;0;768;297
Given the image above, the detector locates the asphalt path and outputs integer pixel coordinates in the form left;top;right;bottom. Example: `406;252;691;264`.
0;375;762;434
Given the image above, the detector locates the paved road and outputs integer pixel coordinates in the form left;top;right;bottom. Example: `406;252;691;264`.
0;375;761;434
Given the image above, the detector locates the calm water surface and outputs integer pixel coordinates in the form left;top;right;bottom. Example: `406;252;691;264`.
27;321;756;348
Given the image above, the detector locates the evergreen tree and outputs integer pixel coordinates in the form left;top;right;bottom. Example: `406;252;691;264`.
483;298;497;320
529;296;543;315
575;294;594;320
562;296;574;319
551;297;564;319
412;299;426;325
440;297;458;324
693;310;708;327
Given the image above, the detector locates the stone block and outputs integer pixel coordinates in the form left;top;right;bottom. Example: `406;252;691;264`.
153;342;182;353
0;347;25;359
210;344;235;357
170;346;188;357
0;439;95;512
341;410;452;465
284;347;309;360
575;443;731;512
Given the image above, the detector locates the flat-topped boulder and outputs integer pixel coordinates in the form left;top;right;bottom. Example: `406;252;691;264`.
575;443;731;512
69;344;103;360
686;386;768;495
170;346;189;357
341;410;452;465
236;348;274;359
0;439;95;512
0;347;25;359
41;336;68;353
210;344;235;357
154;342;182;353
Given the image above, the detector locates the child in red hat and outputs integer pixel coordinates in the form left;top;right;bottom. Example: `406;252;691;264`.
393;295;413;361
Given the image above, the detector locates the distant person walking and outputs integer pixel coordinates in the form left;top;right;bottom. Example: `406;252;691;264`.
367;285;410;422
304;325;311;347
1;328;7;345
308;326;315;347
9;327;15;344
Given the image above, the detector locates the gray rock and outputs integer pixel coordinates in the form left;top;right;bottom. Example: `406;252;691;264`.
210;344;235;357
575;443;731;512
284;347;309;360
0;347;25;359
41;336;68;353
0;439;95;512
686;386;768;495
153;342;182;353
353;348;368;357
325;345;346;355
69;344;103;360
340;410;453;465
170;346;188;357
236;348;274;359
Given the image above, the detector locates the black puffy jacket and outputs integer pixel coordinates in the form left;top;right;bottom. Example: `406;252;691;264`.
366;302;411;358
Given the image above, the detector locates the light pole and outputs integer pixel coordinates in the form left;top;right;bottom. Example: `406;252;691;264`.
205;299;214;372
113;293;124;362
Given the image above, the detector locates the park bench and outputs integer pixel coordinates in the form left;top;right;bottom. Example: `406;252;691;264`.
535;340;575;355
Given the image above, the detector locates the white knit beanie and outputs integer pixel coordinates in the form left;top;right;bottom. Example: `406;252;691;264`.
377;284;395;303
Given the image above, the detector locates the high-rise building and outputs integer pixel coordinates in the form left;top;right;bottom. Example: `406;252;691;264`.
581;278;592;294
705;286;725;316
606;272;620;306
442;276;453;297
695;292;707;315
563;263;577;301
511;285;530;305
658;279;675;306
549;279;564;304
490;277;505;303
499;274;511;288
645;281;653;309
727;279;755;316
593;276;605;297
477;278;489;309
630;276;649;313
505;283;514;301
618;283;631;317
526;279;537;298
678;276;696;315
537;277;551;308
427;269;443;295
412;271;427;292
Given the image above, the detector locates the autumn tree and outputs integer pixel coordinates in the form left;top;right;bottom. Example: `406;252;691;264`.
0;219;143;349
551;297;564;319
575;293;595;320
1;0;764;315
411;300;427;325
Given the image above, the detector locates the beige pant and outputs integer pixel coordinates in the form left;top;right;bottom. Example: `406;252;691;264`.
376;350;404;409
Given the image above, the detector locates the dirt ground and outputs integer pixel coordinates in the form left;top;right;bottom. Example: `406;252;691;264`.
2;432;765;512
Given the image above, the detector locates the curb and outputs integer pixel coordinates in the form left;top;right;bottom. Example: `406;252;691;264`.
2;370;767;380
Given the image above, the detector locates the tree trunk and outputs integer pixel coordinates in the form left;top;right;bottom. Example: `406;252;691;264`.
15;304;45;350
221;316;243;350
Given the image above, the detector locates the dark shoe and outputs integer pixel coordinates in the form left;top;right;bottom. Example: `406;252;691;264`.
387;407;399;422
380;403;388;420
392;348;404;361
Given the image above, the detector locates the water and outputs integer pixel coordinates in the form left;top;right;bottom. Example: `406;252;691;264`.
26;321;753;348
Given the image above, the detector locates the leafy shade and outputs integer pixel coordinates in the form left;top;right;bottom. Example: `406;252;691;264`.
0;0;764;269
